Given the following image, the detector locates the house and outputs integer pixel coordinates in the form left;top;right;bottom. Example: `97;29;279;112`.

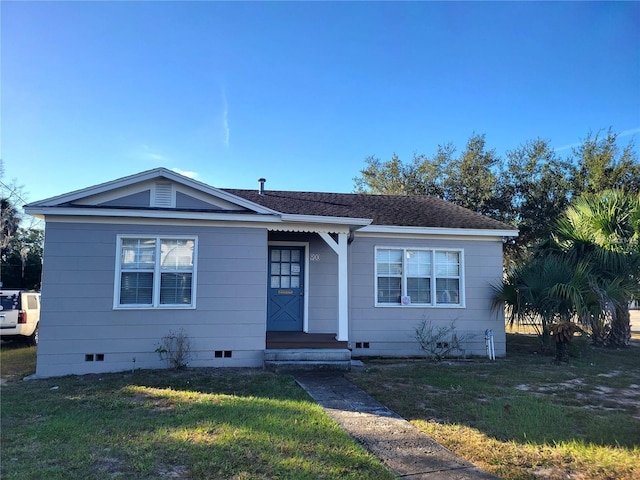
24;168;518;377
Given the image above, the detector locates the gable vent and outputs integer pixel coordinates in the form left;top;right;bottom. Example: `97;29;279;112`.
153;182;173;207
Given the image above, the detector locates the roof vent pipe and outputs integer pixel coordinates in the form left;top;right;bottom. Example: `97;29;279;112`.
258;178;266;195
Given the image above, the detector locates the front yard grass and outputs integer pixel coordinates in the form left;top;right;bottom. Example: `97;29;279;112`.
0;345;392;480
3;332;639;480
348;334;640;480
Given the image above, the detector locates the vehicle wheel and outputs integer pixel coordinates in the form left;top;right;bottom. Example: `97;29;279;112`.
28;324;38;346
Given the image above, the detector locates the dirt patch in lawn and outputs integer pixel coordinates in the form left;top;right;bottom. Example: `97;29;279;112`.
515;377;640;418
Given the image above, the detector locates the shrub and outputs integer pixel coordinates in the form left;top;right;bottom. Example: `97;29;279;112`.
413;318;467;361
155;328;193;369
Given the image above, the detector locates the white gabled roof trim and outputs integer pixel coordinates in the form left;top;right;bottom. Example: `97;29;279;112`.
36;215;358;234
23;205;371;231
24;167;279;215
24;206;278;223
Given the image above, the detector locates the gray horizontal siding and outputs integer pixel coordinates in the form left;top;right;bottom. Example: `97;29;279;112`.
36;349;264;377
99;190;151;207
348;235;506;357
36;222;268;377
351;329;504;359
307;235;338;333
176;192;216;209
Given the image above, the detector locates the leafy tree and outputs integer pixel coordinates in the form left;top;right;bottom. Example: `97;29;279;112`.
354;134;503;218
1;160;43;288
502;139;573;263
0;227;44;290
354;154;404;195
570;129;640;195
354;153;431;195
1;198;21;249
442;133;504;218
415;144;451;198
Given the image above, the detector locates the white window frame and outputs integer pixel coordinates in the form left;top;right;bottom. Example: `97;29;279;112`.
114;235;198;309
374;246;464;307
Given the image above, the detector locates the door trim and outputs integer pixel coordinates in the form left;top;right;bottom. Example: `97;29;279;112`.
268;241;309;332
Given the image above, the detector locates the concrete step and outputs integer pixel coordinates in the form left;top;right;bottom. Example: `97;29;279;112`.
264;349;351;372
264;349;351;362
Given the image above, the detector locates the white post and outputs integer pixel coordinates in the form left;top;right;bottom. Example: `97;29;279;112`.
485;329;495;360
336;232;349;341
319;232;349;342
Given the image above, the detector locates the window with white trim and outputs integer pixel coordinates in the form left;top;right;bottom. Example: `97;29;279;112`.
375;247;462;306
115;236;196;308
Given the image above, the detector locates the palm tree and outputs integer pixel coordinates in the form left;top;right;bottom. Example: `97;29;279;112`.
552;190;640;347
493;190;640;349
492;255;586;349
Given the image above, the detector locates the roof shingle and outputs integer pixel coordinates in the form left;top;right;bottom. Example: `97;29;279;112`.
223;189;515;231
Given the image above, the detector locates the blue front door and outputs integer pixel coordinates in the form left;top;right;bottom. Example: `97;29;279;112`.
267;246;304;331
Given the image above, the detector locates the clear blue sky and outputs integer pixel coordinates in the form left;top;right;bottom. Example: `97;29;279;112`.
2;1;639;205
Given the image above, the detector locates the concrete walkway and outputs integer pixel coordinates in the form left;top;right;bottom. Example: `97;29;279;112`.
294;372;501;480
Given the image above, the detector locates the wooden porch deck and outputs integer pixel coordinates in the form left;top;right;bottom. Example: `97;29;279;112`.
266;332;348;349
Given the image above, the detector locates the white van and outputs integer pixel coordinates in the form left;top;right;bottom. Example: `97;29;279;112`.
0;290;40;346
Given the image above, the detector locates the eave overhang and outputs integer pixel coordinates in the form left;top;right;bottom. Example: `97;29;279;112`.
23;205;373;233
358;225;519;238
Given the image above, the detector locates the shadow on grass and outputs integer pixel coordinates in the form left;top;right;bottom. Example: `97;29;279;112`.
1;367;394;480
348;334;640;450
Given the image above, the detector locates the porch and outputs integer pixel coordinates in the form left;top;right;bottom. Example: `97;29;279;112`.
266;332;348;349
264;332;351;372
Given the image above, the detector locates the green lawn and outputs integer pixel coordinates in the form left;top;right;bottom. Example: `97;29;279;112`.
0;344;392;480
3;335;639;480
348;334;640;480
